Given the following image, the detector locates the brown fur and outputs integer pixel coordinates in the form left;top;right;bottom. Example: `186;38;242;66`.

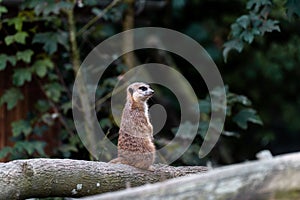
110;82;155;171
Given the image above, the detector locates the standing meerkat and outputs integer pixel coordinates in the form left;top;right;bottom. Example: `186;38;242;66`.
110;82;156;171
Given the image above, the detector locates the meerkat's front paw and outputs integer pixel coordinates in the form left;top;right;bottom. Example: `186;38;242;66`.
109;158;121;164
147;165;155;171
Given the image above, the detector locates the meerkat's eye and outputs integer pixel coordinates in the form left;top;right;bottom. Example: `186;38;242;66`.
139;86;148;91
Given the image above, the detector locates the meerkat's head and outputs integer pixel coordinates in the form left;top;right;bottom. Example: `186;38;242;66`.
127;82;154;103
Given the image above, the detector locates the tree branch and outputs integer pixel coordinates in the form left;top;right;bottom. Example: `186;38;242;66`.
65;2;99;154
77;0;122;36
0;159;208;199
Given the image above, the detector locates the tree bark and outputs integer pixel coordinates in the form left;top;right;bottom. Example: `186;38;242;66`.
122;0;137;69
0;159;208;199
80;152;300;200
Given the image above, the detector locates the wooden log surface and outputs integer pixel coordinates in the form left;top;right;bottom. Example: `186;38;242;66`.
0;158;208;199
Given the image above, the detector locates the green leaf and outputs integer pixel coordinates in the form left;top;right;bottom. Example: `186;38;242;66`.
14;141;28;153
33;31;69;54
0;147;12;159
233;108;263;129
32;32;57;54
11;120;32;137
13;31;28;44
0;5;8;17
223;39;244;62
251;27;261;35
23;142;35;155
56;30;69;50
259;19;280;35
230;23;242;37
227;93;252;106
35;100;50;113
14;141;45;156
7;16;26;31
36;65;47;78
61;102;72;114
33;141;46;156
286;0;300;19
250;12;263;28
33;0;73;16
0;88;24;110
7;55;17;66
236;15;250;29
5;32;28;45
44;82;64;102
32;58;54;78
21;0;40;10
16;50;34;63
4;35;14;45
0;54;17;70
240;30;254;43
247;0;272;12
13;68;32;86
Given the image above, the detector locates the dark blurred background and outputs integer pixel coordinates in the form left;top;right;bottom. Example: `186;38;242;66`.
0;0;299;166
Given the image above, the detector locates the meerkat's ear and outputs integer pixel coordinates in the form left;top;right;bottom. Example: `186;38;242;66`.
128;87;133;96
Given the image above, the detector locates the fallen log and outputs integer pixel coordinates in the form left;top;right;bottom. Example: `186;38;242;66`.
0;158;208;199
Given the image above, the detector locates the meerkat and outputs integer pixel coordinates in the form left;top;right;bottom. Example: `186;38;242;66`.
110;82;156;171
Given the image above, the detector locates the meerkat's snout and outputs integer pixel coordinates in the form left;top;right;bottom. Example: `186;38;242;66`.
143;87;154;97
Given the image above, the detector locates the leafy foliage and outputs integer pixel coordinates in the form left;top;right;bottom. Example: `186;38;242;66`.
223;0;280;62
13;68;32;86
6;15;26;31
286;0;300;19
22;0;73;16
33;31;69;54
16;50;34;63
0;0;299;169
0;54;16;70
233;108;263;129
44;82;64;102
169;86;263;164
5;32;29;45
0;115;47;160
0;88;24;110
0;0;7;18
32;58;54;78
198;87;262;135
12;120;33;137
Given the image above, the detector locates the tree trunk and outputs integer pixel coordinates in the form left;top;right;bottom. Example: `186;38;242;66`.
0;159;208;199
122;0;137;69
81;152;300;200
